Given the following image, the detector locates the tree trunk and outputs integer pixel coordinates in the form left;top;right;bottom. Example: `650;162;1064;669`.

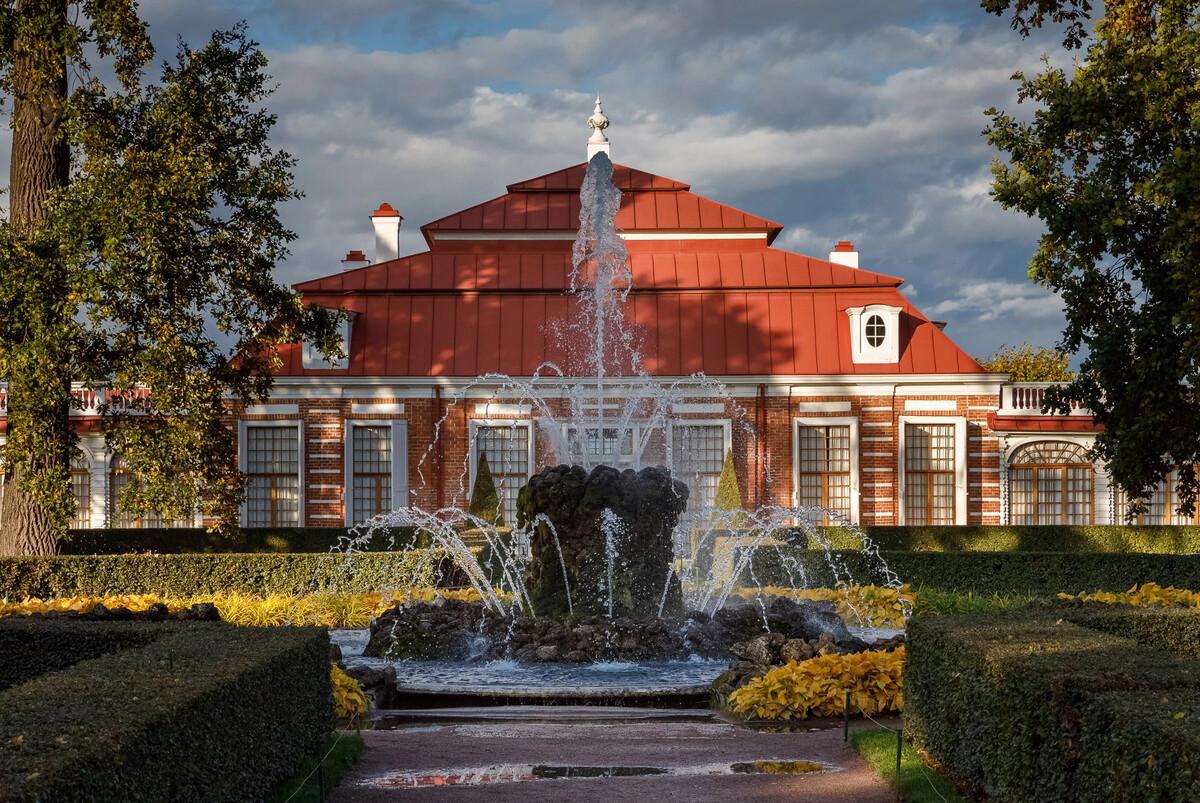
0;0;72;557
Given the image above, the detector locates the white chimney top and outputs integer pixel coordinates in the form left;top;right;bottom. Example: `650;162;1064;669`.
370;203;402;263
341;250;371;272
829;240;859;269
586;94;610;160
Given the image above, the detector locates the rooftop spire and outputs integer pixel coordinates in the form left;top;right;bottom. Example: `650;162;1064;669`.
586;94;610;161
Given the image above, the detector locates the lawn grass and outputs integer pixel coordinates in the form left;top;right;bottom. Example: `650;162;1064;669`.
850;727;966;803
911;586;1034;617
267;731;365;803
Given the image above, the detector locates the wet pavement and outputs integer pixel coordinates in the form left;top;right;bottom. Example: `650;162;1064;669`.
331;707;899;802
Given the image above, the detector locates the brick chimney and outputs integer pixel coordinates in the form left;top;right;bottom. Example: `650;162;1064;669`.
341;249;370;272
370;203;402;263
829;240;859;269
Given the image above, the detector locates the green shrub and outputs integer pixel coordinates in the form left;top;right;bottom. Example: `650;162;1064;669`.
468;452;503;526
0;551;451;599
905;609;1200;801
0;622;332;803
713;450;743;513
749;548;1200;594
61;525;426;555
853;525;1200;554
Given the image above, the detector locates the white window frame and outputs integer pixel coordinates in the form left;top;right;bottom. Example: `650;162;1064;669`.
792;416;860;524
238;419;304;527
898;415;967;525
846;304;902;364
343;420;408;526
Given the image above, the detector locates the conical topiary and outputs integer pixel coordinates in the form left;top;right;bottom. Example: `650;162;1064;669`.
712;449;744;528
468;452;504;526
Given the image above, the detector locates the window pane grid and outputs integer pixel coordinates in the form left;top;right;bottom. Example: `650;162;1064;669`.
1009;441;1093;525
904;424;955;525
1118;468;1200;525
352;426;392;525
246;426;300;527
673;425;725;517
475;425;530;525
798;425;852;522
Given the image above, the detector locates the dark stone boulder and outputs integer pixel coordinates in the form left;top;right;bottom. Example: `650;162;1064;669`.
517;463;688;618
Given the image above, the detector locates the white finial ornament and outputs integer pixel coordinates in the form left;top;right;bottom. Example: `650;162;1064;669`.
587;94;610;160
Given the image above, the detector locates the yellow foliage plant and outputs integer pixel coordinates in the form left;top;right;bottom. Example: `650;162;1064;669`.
731;584;913;628
0;587;506;628
729;647;905;721
331;663;370;720
1058;582;1200;608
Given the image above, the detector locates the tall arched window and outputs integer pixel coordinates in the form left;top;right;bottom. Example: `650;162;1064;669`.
1009;441;1093;525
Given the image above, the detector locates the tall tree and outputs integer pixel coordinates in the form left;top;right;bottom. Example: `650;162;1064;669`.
983;0;1200;516
0;3;340;555
976;343;1075;382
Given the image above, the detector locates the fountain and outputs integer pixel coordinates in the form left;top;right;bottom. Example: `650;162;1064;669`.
327;130;906;701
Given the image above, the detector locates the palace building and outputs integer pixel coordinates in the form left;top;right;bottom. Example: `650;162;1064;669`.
8;105;1176;530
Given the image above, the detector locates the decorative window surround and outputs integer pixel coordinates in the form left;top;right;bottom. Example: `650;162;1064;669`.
898;415;967;525
344;421;408;526
846;304;902;364
792;417;860;523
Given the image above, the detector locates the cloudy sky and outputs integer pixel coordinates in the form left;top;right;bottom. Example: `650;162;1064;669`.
106;1;1076;360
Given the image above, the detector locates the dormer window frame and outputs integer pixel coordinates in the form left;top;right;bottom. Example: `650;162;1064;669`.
846;304;902;364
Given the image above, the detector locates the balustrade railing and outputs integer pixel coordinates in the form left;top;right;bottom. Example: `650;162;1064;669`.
0;387;154;416
998;383;1088;416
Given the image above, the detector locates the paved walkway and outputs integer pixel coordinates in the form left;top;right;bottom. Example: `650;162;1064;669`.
332;707;899;802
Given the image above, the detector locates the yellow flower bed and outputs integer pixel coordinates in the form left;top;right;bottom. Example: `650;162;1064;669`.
0;588;499;628
729;647;905;721
731;584;913;628
331;663;370;720
1058;582;1200;608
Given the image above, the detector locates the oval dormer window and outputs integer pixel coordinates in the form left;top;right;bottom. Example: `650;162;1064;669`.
865;314;886;348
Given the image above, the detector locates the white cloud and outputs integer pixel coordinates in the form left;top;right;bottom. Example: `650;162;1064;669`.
928;280;1064;322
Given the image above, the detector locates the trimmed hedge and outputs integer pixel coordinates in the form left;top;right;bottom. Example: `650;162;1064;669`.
0;618;185;691
905;608;1200;801
1055;604;1200;660
0;622;332;803
62;525;428;555
59;524;1200;556
854;525;1200;554
0;551;451;599
749;548;1200;594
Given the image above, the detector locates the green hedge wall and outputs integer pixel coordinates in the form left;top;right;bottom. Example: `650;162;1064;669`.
904;609;1200;801
0;551;452;599
61;525;429;555
0;622;332;803
0;619;189;691
852;525;1200;553
749;548;1200;594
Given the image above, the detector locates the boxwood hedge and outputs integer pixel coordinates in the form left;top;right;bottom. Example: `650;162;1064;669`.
0;618;193;691
905;607;1200;801
749;548;1200;594
852;524;1200;554
0;550;451;599
0;622;332;803
61;525;429;555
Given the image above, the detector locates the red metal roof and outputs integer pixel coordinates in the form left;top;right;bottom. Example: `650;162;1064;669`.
421;162;784;246
285;162;986;378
